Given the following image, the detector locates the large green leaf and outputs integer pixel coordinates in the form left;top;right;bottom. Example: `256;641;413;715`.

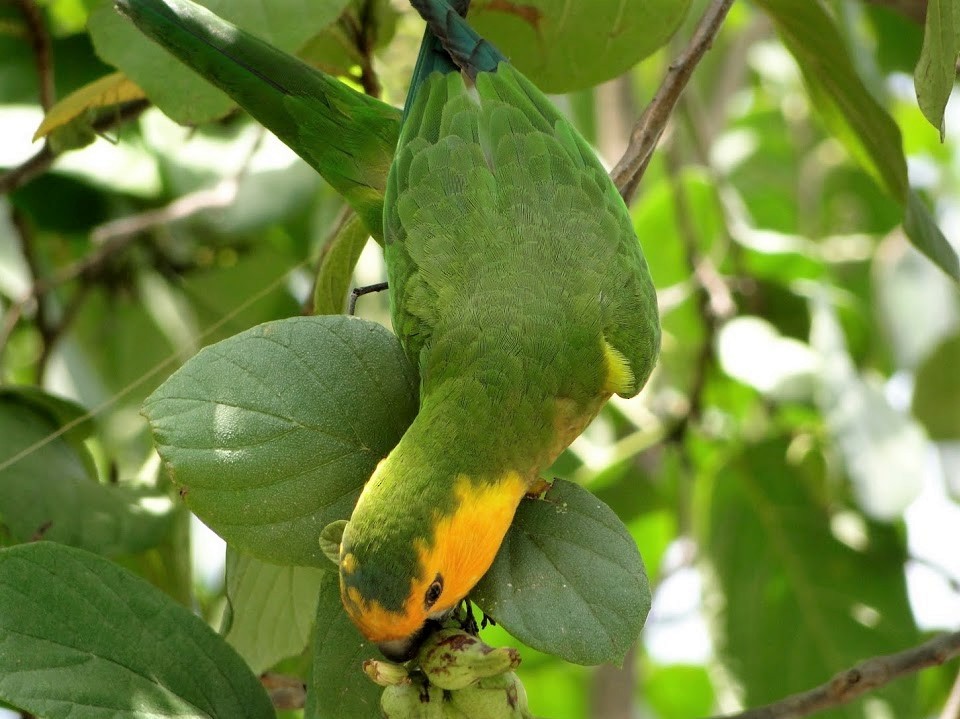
755;0;907;195
472;479;650;666
142;315;419;566
0;391;174;555
913;332;960;439
915;0;960;138
697;440;920;719
223;547;326;674
312;213;371;315
756;0;960;283
305;572;381;719
89;0;352;124
0;542;274;719
903;190;960;284
469;0;692;93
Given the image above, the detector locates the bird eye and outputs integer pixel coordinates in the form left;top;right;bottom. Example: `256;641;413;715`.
424;574;444;609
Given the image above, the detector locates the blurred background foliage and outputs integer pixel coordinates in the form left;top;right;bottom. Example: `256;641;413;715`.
1;0;960;717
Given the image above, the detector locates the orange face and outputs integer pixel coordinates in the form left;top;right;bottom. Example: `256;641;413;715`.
339;472;528;647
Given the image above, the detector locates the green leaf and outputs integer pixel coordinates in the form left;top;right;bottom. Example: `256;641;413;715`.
0;384;94;442
143;315;418;566
313;213;371;315
913;332;960;439
305;572;381;719
0;542;274;719
756;0;960;283
472;479;650;666
904;190;960;284
756;0;907;197
697;440;920;719
915;0;960;138
0;393;175;555
469;0;692;93
319;520;348;566
90;0;352;124
224;548;326;674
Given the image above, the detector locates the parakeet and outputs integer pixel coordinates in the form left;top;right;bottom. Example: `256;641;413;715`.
119;0;660;661
338;0;660;660
115;0;401;239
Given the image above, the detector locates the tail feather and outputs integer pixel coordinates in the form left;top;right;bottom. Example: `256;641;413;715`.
116;0;399;237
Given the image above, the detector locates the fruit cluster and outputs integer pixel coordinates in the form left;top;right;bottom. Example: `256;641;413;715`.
365;628;533;718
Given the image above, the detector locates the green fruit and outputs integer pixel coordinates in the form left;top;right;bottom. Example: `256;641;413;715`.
449;672;527;719
365;658;411;687
381;681;446;719
418;629;521;691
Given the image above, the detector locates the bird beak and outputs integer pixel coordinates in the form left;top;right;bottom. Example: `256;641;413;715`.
376;618;444;662
377;636;421;663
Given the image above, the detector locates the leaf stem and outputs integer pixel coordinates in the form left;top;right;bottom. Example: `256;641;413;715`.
12;0;55;111
707;630;960;719
610;0;735;203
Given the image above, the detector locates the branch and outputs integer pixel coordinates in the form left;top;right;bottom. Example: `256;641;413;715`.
9;207;56;379
610;0;735;204
709;631;960;719
13;0;55;111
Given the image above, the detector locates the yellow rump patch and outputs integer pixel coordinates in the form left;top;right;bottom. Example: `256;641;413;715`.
602;340;635;396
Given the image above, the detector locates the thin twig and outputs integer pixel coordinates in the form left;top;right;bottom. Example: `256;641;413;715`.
610;0;735;203
0;144;55;197
357;0;382;98
13;0;55;111
10;208;55;379
0;100;149;196
708;631;960;719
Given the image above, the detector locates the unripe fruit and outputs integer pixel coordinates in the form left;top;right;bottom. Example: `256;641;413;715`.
365;659;411;687
381;681;446;719
449;672;529;719
418;629;520;691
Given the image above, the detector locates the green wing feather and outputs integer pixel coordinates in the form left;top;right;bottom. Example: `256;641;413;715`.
116;0;399;239
388;1;659;397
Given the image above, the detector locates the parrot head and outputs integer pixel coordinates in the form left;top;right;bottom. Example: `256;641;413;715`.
338;457;528;661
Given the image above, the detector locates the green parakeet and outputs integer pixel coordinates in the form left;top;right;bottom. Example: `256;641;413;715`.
118;0;660;662
338;0;660;660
